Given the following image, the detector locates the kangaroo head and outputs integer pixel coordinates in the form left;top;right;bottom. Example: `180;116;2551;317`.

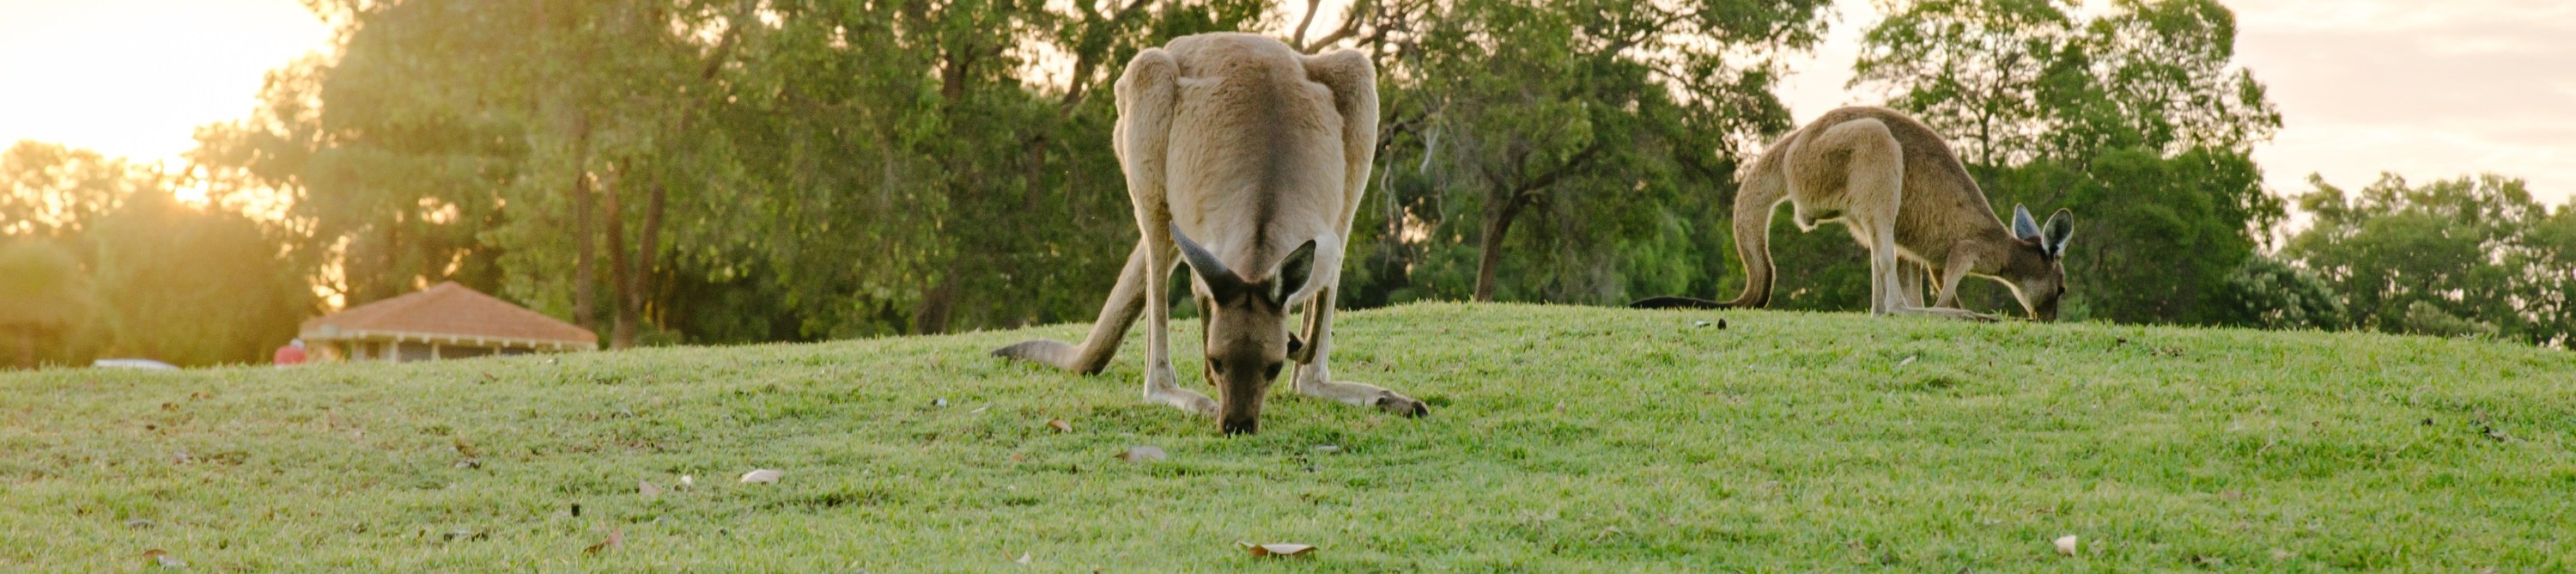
1171;223;1320;434
2008;205;2075;321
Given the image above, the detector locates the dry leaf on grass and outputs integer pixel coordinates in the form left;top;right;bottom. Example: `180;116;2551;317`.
1118;446;1166;462
639;480;664;498
738;468;785;484
142;548;185;568
1047;419;1072;433
2053;534;2079;556
1236;541;1315;557
583;528;624;555
1014;552;1033;565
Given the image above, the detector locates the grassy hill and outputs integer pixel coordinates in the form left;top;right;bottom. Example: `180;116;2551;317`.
3;302;2571;571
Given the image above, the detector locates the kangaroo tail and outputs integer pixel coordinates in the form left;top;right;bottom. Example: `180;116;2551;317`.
1627;296;1735;309
1633;129;1797;311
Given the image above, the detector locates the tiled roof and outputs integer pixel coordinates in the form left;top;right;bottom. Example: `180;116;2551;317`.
300;282;597;345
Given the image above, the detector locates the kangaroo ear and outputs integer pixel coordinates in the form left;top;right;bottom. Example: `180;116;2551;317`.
2041;209;2075;258
2011;204;2041;241
1270;239;1319;306
1170;223;1243;293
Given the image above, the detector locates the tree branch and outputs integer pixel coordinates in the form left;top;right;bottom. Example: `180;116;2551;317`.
1291;0;1325;48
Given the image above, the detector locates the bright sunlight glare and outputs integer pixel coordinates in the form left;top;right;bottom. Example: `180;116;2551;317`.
0;0;332;203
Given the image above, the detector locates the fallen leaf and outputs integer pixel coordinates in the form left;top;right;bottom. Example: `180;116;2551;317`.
142;548;185;568
1014;552;1033;565
1898;356;1917;368
680;474;696;487
739;468;785;484
1047;419;1072;433
639;480;664;498
969;405;991;414
2053;534;2079;557
1236;541;1315;557
583;528;624;555
1118;446;1166;462
1008;453;1027;462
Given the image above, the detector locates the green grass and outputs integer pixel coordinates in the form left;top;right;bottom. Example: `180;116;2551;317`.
3;302;2572;571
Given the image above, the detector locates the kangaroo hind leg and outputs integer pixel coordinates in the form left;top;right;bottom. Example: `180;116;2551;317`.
1291;286;1428;417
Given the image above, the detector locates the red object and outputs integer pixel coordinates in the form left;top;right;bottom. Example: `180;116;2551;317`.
273;345;307;365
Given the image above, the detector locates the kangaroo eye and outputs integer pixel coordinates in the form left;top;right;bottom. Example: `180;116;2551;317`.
1208;358;1225;372
1265;362;1284;379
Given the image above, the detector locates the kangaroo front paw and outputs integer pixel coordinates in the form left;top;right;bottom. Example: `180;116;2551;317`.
1148;388;1219;417
1375;392;1430;418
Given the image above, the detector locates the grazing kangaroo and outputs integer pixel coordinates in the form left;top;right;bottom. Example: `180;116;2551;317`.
992;33;1427;434
1631;106;2075;321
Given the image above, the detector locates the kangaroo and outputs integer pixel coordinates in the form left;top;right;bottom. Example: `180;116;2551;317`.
992;34;1427;434
1632;106;2075;321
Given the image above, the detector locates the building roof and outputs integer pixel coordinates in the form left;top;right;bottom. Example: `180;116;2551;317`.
300;282;597;346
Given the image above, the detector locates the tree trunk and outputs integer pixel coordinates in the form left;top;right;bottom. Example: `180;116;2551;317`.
1473;193;1530;302
569;119;598;339
913;256;965;334
604;163;635;350
634;176;665;336
13;329;33;370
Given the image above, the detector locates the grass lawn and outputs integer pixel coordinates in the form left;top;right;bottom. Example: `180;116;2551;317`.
3;302;2572;571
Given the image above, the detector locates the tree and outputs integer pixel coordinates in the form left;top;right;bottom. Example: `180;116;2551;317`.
2285;174;2571;345
0;241;94;369
85;191;316;367
1354;0;1831;303
2215;253;2344;331
3;141;152;241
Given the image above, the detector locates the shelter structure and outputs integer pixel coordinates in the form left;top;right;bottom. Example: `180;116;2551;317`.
299;282;596;362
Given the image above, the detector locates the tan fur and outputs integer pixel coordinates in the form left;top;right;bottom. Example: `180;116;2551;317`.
1633;107;2074;321
992;34;1425;433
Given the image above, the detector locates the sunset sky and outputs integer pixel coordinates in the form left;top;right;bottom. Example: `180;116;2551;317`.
1;0;2568;205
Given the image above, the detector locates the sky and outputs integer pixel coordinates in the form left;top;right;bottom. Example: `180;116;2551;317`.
1777;0;2576;205
0;0;331;186
0;0;2568;205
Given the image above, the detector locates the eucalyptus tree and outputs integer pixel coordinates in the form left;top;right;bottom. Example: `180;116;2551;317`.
2287;174;2573;345
1348;0;1832;303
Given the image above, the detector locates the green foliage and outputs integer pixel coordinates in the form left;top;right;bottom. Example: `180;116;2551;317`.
1353;0;1830;304
85;192;317;367
2286;174;2573;345
0;241;94;368
7;304;2574;569
0;142;316;368
1;141;148;241
2215;253;2345;331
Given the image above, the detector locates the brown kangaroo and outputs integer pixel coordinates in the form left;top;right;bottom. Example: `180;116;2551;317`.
1633;107;2074;321
991;33;1427;434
